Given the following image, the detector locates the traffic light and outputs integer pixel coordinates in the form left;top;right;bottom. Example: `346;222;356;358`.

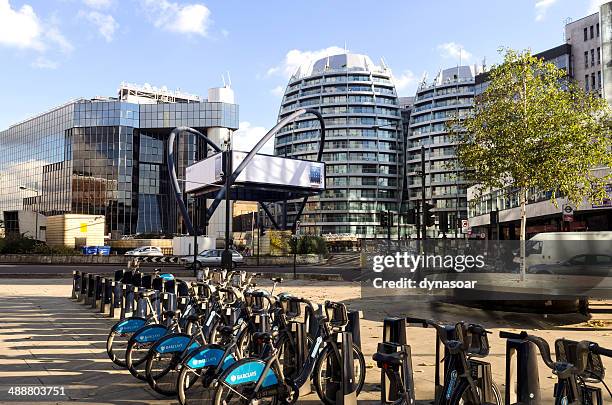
424;202;436;227
380;211;389;228
405;208;416;224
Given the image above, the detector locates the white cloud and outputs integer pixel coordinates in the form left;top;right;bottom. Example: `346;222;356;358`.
270;85;284;97
45;26;74;53
267;46;346;79
0;0;43;49
221;28;229;37
31;56;58;69
141;0;211;36
80;10;118;42
0;0;73;54
392;69;417;95
535;0;558;21
233;122;273;155
83;0;112;9
437;42;472;62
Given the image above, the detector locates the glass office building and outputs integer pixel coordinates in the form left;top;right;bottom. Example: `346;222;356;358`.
274;52;403;238
0;84;239;237
407;66;478;237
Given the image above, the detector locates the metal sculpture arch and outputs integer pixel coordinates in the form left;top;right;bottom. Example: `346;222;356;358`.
167;108;325;236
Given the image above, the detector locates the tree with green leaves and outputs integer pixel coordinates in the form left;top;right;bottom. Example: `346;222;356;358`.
454;48;612;275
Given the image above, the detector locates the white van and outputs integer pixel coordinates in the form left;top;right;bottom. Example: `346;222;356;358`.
525;231;612;267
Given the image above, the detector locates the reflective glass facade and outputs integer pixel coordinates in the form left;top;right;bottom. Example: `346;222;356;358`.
0;97;238;237
274;53;403;237
408;66;477;236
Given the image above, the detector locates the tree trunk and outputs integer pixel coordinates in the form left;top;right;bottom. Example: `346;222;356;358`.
519;187;527;280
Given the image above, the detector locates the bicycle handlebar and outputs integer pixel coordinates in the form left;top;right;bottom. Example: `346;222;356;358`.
590;342;612;358
499;331;555;369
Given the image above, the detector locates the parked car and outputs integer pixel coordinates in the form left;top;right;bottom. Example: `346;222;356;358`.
528;254;612;276
124;246;164;256
182;249;244;268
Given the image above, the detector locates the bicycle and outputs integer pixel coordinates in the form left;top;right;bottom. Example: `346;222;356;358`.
106;288;160;367
212;300;366;405
125;291;203;381
499;330;612;404
146;278;280;397
374;317;501;405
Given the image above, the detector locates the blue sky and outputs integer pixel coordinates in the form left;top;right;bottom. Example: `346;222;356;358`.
0;0;604;152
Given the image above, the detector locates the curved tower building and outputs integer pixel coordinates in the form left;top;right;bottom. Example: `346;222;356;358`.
274;52;403;243
407;65;478;237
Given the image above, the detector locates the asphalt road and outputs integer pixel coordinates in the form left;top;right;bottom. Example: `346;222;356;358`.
0;263;360;280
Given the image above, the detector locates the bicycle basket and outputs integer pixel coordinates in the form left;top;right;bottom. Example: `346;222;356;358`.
555;339;605;382
465;324;490;357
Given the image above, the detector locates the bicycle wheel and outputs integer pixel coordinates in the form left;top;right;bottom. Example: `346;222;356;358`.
213;380;279;405
125;339;153;381
106;316;147;367
178;365;214;405
313;343;366;405
146;351;182;396
106;330;130;368
450;380;502;405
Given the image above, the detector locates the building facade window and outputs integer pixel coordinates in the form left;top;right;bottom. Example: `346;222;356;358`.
598;47;601;64
586;75;590;91
584;27;588;41
591;25;594;39
585;51;589;68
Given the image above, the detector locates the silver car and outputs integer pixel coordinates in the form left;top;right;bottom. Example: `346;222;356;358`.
182;249;244;268
124;246;164;256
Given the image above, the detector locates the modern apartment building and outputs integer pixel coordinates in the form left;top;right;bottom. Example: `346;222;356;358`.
274;52;403;240
407;66;479;237
0;83;239;238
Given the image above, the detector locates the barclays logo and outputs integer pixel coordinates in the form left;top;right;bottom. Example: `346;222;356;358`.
161;343;183;351
230;371;256;383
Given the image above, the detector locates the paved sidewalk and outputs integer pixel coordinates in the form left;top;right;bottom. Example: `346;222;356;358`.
0;279;610;404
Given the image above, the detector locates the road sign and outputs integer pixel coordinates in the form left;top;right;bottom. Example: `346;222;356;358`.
562;204;574;222
461;219;469;233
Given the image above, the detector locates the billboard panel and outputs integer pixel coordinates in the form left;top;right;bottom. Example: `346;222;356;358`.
185;151;325;194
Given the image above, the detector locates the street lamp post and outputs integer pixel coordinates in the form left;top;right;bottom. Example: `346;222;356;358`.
19;185;40;240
